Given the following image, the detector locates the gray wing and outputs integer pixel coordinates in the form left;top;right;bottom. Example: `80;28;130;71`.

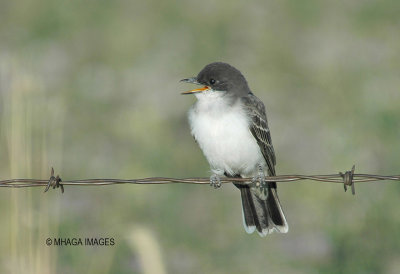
242;94;276;177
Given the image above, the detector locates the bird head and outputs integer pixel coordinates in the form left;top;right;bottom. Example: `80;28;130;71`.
180;62;250;98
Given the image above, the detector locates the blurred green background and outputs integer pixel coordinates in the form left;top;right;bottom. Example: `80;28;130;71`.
1;0;400;273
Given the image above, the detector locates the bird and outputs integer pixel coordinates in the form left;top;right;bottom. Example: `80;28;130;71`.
181;62;288;236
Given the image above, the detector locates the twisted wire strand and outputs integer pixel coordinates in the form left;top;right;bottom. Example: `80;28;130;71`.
0;166;399;196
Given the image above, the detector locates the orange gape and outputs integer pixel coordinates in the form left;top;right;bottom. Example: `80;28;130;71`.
181;86;210;94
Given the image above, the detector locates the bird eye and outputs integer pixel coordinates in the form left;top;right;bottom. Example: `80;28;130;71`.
209;79;216;85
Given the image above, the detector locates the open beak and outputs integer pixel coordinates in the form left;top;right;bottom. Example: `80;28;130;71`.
180;77;210;95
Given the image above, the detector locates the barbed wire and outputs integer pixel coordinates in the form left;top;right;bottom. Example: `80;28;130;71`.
1;165;399;195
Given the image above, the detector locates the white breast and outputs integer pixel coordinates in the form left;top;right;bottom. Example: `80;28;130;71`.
188;92;265;177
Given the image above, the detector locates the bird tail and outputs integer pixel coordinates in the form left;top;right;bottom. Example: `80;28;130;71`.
238;184;288;236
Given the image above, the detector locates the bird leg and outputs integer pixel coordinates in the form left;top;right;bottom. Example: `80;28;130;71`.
252;164;268;200
210;174;222;189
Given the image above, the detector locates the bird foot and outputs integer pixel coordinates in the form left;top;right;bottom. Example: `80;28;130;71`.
210;174;222;189
252;165;268;199
252;165;266;187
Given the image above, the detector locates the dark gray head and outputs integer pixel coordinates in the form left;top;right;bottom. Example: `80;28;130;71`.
181;62;251;97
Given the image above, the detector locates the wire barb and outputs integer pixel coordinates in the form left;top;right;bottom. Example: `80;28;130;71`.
44;167;64;193
340;165;356;195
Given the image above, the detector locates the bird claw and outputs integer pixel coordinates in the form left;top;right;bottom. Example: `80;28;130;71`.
252;165;266;187
210;174;222;189
252;165;268;199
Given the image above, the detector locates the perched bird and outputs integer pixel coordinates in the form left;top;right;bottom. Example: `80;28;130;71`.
181;62;288;236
